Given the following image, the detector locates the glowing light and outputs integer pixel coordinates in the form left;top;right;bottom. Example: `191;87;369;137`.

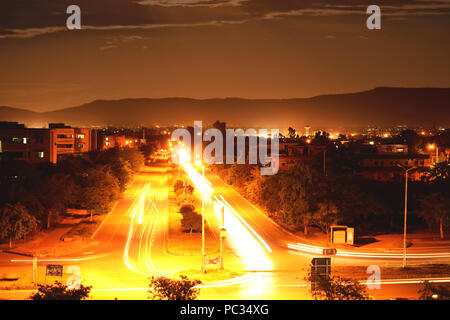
213;196;272;271
287;243;450;259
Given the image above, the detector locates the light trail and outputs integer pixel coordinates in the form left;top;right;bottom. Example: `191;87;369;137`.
219;196;272;254
212;196;272;271
123;182;153;275
179;155;273;272
287;243;450;259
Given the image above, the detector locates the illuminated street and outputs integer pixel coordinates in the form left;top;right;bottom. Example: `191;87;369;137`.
1;162;448;300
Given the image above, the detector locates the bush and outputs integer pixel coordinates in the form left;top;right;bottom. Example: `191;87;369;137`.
148;275;201;300
181;211;202;233
179;203;195;214
174;179;184;193
29;281;92;300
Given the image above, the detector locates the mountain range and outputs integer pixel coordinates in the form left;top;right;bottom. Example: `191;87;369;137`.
0;87;449;129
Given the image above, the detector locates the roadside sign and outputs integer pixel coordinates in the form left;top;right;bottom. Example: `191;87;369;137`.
207;257;219;265
310;258;331;291
323;248;337;256
46;264;63;277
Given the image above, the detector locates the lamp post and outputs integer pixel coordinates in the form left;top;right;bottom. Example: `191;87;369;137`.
219;207;226;271
428;144;439;164
195;160;206;273
201;164;206;273
397;164;417;268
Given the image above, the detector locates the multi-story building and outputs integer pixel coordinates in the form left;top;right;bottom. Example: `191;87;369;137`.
0;122;97;164
49;123;97;160
0;122;57;163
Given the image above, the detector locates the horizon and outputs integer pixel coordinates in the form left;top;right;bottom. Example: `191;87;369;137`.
2;85;450;114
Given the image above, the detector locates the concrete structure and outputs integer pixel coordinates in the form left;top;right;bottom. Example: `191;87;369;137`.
0;122;97;164
0;122;56;163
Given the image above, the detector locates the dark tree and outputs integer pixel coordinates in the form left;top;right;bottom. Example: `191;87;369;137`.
29;281;92;300
148;275;202;300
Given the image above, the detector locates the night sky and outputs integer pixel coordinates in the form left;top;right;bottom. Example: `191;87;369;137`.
0;0;449;112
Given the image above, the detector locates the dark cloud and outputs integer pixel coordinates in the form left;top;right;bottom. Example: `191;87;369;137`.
0;0;449;38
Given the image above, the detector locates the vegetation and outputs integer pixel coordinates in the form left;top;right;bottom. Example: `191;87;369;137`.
29;281;92;300
148;275;202;300
211;154;450;237
0;147;144;245
307;271;370;300
418;280;450;300
0;203;37;248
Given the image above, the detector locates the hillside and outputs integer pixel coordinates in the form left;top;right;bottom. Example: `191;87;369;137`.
0;87;449;129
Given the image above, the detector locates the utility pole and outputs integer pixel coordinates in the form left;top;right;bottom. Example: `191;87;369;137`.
397;164;417;268
201;164;206;273
32;256;37;283
220;207;225;271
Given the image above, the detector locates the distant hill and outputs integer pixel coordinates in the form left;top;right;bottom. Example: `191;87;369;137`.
1;87;449;129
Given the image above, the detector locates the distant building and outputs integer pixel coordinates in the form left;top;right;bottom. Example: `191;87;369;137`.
376;144;408;154
100;134;137;150
357;154;431;181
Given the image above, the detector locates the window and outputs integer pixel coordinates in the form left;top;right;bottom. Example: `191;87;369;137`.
37;151;44;158
77;134;85;139
78;143;84;149
34;135;44;144
57;144;73;149
9;137;24;144
57;134;73;139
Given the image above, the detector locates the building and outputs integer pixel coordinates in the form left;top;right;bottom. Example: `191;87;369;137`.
0;122;98;164
0;122;56;163
100;134;137;150
357;154;431;181
49;123;97;159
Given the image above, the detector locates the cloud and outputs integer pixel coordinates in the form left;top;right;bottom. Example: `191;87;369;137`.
137;0;246;8
0;0;449;39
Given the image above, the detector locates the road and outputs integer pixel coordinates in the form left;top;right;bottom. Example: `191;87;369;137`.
0;163;449;300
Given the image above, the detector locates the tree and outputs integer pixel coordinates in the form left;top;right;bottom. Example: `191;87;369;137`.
418;280;450;300
37;173;75;229
29;281;92;300
80;166;121;218
287;127;297;139
419;192;450;239
0;203;37;248
181;211;202;233
174;179;184;193
120;147;145;173
312;202;339;237
278;162;321;235
307;272;370;300
148;275;202;300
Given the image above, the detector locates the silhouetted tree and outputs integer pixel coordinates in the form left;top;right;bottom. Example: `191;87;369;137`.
148;275;201;300
29;281;92;300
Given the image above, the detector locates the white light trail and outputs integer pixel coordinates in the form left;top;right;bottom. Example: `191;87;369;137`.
287;243;450;259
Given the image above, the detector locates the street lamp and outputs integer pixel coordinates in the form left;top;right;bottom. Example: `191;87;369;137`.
428;143;439;164
194;160;206;273
397;163;417;268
